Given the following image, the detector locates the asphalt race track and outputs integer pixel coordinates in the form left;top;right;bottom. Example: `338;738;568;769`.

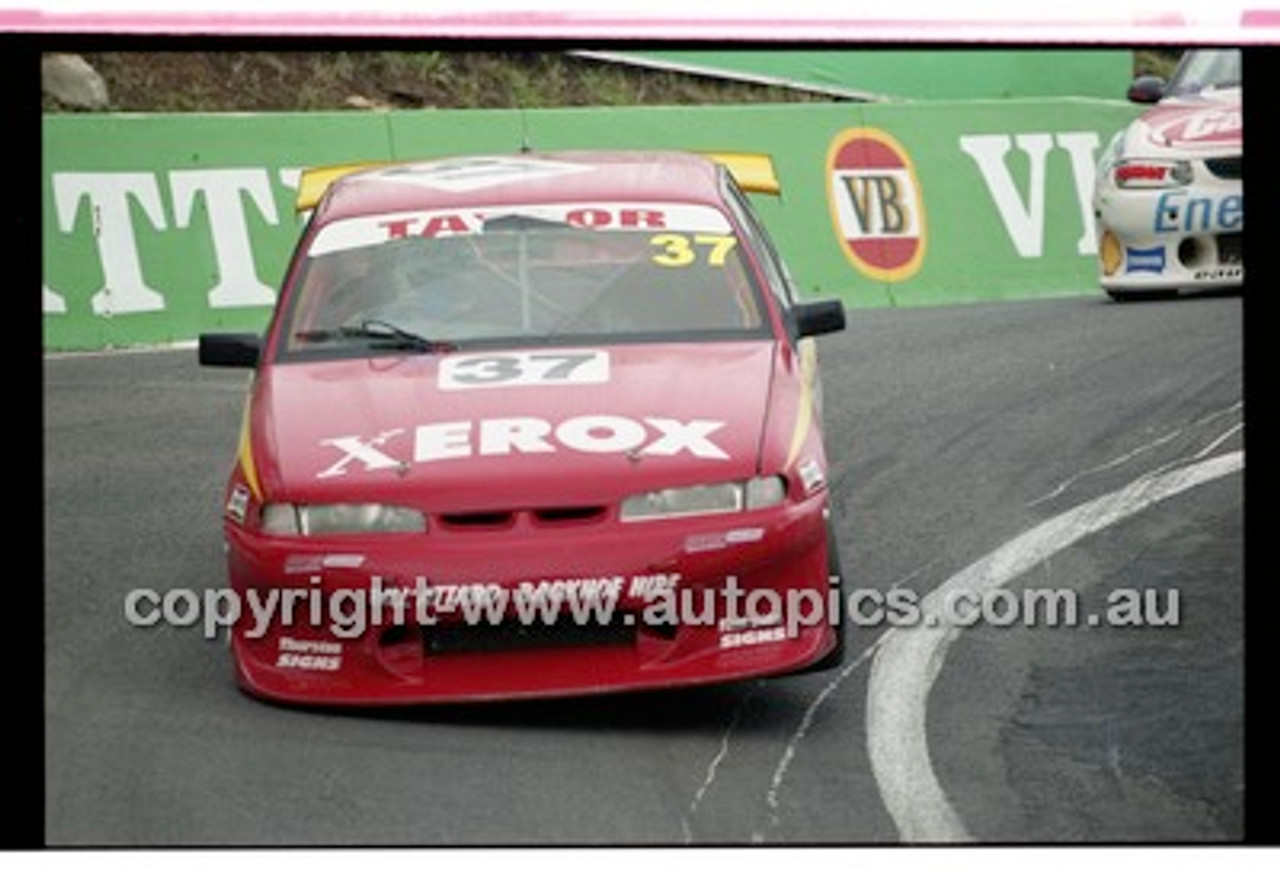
44;291;1244;846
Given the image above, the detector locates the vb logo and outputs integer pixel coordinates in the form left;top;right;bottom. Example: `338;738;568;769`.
826;128;927;282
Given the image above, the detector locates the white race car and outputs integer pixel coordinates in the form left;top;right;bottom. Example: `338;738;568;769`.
1093;49;1242;301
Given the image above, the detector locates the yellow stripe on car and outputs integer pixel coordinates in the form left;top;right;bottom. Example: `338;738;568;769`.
237;397;262;501
783;339;818;470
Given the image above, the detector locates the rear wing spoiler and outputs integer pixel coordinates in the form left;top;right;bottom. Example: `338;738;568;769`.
701;152;781;197
294;161;386;214
293;151;781;215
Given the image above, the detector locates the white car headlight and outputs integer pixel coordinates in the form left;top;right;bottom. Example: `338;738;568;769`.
261;503;426;536
620;477;785;522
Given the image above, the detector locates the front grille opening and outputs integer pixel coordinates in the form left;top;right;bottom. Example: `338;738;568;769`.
438;510;515;529
1217;233;1243;265
1178;237;1204;269
377;622;424;673
1205;156;1242;180
533;505;608;525
378;624;415;647
639;620;679;642
424;620;636;655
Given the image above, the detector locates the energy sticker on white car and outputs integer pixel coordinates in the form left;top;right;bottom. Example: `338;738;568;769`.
438;350;609;391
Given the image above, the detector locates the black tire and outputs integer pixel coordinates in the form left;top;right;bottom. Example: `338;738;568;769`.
1106;287;1177;303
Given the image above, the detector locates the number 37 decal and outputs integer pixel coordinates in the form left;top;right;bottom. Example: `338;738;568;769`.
650;233;737;267
439;350;610;391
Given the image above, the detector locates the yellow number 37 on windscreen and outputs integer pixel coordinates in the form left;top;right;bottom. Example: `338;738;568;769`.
650;233;738;267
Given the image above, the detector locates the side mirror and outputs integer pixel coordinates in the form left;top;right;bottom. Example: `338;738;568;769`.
1126;74;1166;104
199;332;262;368
792;299;846;339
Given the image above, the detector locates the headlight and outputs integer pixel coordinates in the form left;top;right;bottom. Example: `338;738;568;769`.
261;503;426;536
620;477;786;522
1113;159;1193;189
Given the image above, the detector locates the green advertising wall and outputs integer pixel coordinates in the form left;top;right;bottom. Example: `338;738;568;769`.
43;98;1143;350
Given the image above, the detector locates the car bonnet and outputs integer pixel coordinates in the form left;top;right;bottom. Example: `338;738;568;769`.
1125;92;1242;157
248;339;777;510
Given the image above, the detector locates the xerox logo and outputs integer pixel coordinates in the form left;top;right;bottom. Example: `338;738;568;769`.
316;414;731;478
826;128;927;282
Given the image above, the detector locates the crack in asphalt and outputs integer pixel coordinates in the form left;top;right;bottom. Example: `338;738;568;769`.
1026;401;1242;508
752;635;886;843
751;562;937;842
680;681;760;844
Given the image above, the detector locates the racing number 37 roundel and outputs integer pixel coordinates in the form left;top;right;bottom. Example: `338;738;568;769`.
826;128;927;282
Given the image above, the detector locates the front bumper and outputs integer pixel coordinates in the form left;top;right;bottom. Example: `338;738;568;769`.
223;493;838;704
1094;173;1243;295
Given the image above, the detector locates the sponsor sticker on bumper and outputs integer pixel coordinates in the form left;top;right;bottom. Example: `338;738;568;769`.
1125;245;1166;274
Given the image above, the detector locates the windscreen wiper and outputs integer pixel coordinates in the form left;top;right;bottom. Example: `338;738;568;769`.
295;318;455;352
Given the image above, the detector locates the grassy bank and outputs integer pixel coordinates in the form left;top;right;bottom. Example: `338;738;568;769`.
43;50;833;113
42;49;1182;114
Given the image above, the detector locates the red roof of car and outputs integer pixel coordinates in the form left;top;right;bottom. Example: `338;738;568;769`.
314;151;728;224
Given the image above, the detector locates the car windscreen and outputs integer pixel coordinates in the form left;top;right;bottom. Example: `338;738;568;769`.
278;201;767;356
1166;49;1242;97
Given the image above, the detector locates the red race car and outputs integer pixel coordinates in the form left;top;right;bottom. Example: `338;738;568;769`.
199;150;847;704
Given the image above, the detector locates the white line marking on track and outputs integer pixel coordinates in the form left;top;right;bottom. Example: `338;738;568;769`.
43;341;200;359
866;450;1243;843
1026;401;1242;508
